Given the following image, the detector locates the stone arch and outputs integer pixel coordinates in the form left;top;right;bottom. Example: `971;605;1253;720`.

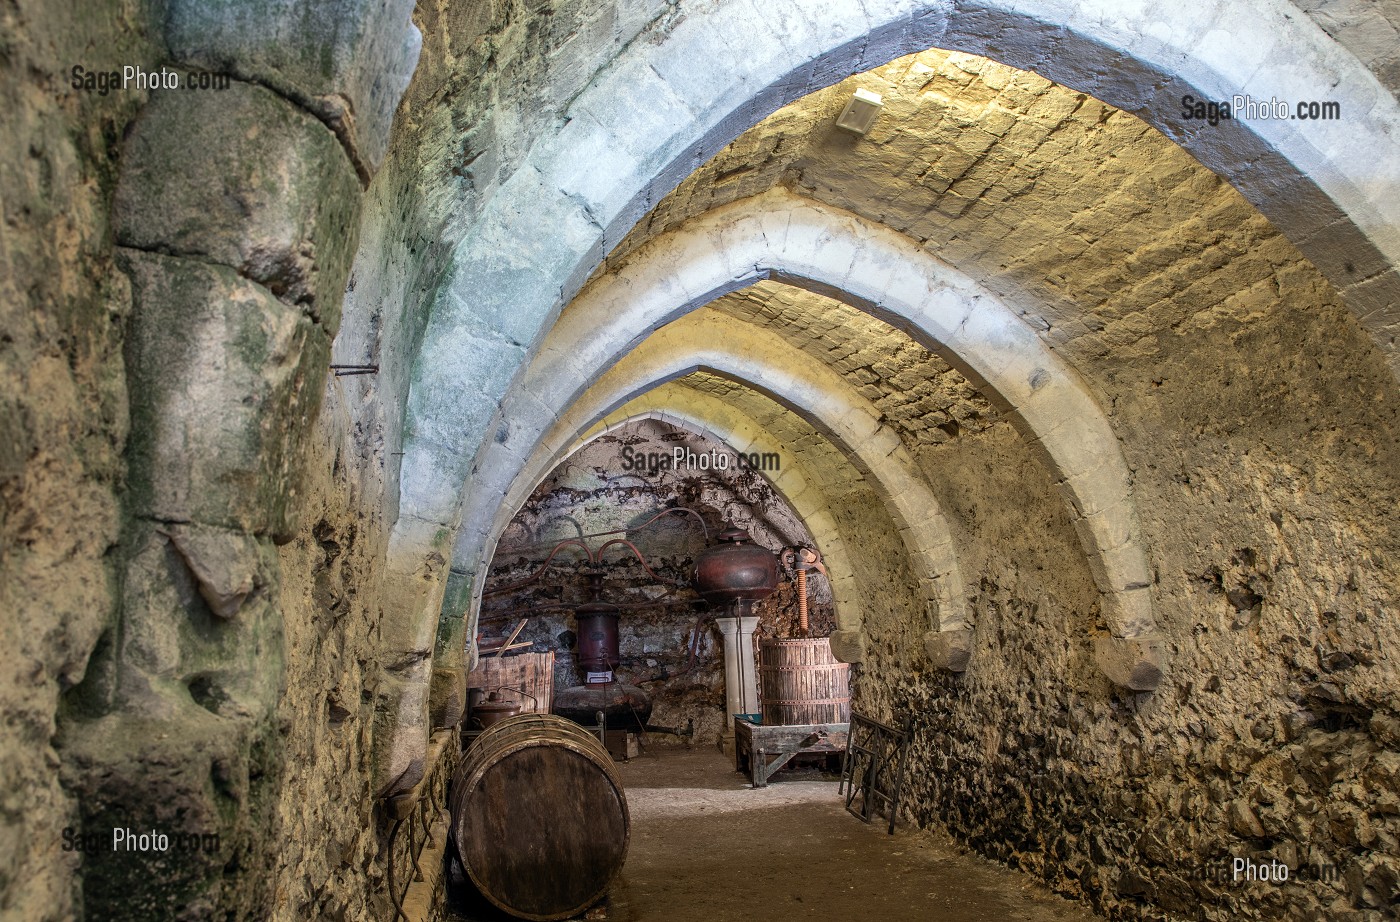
472;311;1052;677
459;194;1155;664
568;392;867;642
398;0;1400;558
381;0;1400;789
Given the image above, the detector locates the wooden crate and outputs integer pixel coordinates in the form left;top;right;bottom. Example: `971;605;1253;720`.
467;651;554;714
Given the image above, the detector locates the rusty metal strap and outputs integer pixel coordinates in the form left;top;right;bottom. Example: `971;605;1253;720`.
761;664;848;671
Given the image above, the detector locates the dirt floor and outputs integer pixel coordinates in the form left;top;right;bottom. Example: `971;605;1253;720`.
446;744;1103;921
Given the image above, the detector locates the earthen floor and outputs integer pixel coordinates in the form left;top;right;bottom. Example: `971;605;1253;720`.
446;744;1103;921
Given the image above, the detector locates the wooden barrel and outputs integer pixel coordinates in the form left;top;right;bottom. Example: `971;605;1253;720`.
758;637;851;725
449;712;628;921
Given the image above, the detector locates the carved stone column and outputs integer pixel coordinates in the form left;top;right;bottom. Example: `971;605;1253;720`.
715;614;761;753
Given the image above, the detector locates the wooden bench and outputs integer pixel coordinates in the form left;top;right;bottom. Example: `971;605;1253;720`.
734;716;848;787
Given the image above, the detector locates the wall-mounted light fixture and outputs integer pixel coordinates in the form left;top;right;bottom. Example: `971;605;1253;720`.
835;88;884;136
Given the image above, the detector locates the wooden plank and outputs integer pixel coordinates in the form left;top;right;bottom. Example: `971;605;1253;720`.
734;719;753;775
744;722;846;749
756;747;802;786
478;639;533;655
483;618;528;657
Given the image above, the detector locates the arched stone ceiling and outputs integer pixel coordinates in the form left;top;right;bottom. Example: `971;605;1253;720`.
379;3;1400;779
572;382;871;636
480;312;978;648
605;46;1381;380
393;0;1398;284
674;372;870;498
707;281;1002;450
367;0;1400;819
461;193;1156;655
390;0;1400;585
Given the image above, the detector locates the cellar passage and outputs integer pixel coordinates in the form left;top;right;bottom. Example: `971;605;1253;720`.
4;2;1399;921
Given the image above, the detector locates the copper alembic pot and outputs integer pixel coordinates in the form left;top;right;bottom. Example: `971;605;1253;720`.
692;527;779;615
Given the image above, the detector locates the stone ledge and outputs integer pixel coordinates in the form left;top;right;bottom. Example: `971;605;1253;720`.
828;629;868;664
925;629;973;672
1094;635;1168;692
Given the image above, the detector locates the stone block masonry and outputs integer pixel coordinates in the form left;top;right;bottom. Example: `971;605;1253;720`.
0;1;157;917
4;2;1399;920
113;81;363;328
41;1;420;918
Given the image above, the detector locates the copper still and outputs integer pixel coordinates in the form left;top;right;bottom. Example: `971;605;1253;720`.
553;681;653;732
468;691;522;730
555;575;654;731
692;527;779;614
575;599;621;683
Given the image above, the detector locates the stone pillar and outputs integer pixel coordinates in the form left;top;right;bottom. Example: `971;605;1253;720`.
58;3;420;918
715;614;761;753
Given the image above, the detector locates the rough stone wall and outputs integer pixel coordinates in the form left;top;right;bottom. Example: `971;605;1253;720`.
674;256;1399;921
710;284;1001;449
610;48;1307;353
2;2;420;919
268;380;394;921
483;420;833;745
840;257;1400;919
0;2;155;917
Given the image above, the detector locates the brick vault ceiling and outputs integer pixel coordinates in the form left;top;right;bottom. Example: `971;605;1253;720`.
701;285;1001;451
601;47;1346;386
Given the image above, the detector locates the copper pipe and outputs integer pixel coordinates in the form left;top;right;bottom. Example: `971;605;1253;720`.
483;538;593;595
594;537;689;587
485;511;702;596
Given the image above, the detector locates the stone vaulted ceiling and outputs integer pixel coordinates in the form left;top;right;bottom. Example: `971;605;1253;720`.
605;48;1356;382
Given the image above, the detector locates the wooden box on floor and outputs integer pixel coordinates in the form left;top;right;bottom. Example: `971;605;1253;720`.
466;650;554;714
604;730;641;761
734;716;848;787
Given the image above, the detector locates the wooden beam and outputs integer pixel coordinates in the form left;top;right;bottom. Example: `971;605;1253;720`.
482;618;528;657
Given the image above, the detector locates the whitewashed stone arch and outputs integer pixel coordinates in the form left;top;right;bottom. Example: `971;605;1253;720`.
381;0;1400;784
400;0;1400;552
472;315;976;664
459;193;1158;673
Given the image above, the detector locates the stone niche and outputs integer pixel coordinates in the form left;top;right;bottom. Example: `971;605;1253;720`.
479;419;834;746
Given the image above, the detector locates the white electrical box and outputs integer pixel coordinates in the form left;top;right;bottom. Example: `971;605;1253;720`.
835;88;884;135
